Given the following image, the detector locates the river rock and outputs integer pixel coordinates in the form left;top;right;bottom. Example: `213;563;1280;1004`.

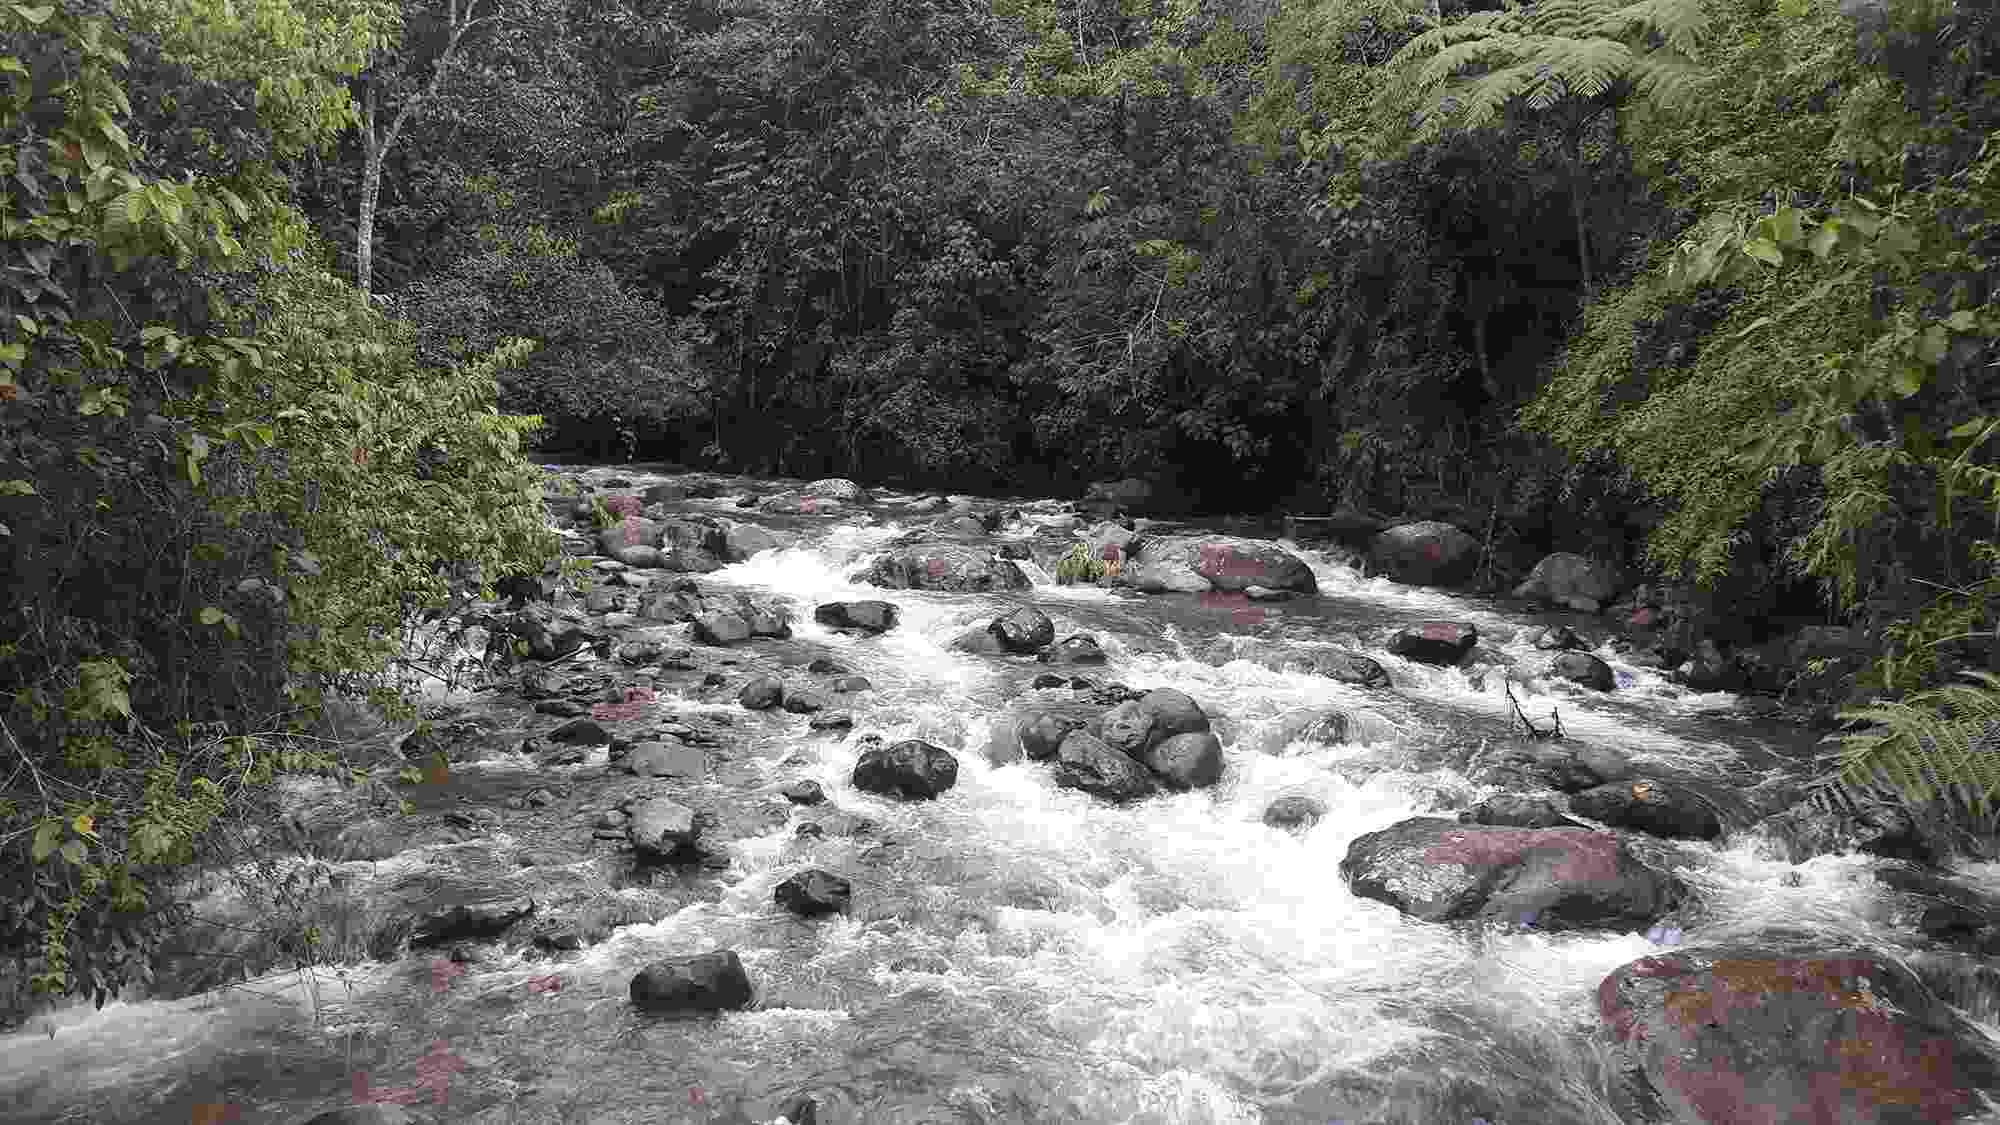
1340;818;1685;932
1114;535;1319;595
1017;713;1086;761
775;869;851;917
738;675;785;711
625;741;705;779
780;780;826;805
626;797;701;858
1264;795;1326;831
1532;625;1588;651
1597;944;2000;1124
1512;553;1628;608
1568;779;1723;840
852;740;959;799
547;717;611;745
1040;634;1108;665
990;606;1055;653
1369;521;1479;587
1142;731;1225;790
1550;651;1616;691
1483;742;1637;793
629;950;754;1014
949;624;1011;655
693;610;753;645
1458;794;1586;829
1390;622;1478;665
408;893;537;947
814;600;900;634
1051;730;1159;802
299;1108;417;1125
852;545;1031;592
781;687;828;714
722;520;784;560
1261;707;1400;751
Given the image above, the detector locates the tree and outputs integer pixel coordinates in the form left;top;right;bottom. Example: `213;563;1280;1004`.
343;0;561;293
1368;0;1711;298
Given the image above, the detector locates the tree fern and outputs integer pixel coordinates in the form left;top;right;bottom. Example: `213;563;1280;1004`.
1372;0;1712;295
1823;671;2000;814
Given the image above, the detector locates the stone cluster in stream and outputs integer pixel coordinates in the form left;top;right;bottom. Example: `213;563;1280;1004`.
244;471;2000;1125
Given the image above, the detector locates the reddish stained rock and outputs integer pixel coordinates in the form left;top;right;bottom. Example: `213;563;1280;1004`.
1424;826;1622;883
1598;948;2000;1125
1341;818;1683;932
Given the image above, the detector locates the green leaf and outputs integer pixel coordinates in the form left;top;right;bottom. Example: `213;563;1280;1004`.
1888;362;1926;398
11;5;54;24
1945;309;1981;332
1806;223;1840;260
1731;315;1777;341
30;819;58;862
0;479;35;496
1769;207;1803;248
58;839;84;865
197;606;223;625
1742;238;1784;267
1948;416;1993;440
1917;324;1950;365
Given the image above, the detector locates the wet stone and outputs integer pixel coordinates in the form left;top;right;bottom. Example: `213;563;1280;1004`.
775;869;852;917
1264;795;1326;832
781;780;826;805
624;741;705;779
629;950;754;1014
807;710;853;730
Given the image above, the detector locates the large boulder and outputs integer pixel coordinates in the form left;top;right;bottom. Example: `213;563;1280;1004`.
1142;731;1225;790
852;545;1032;592
1568;779;1724;840
1340;818;1686;932
629;950;754;1014
1040;634;1108;665
626;797;701;858
989;606;1056;653
1088;688;1222;788
1512;553;1628;611
774;869;852;917
1203;639;1392;688
1598;943;2000;1125
1050;730;1159;802
803;478;867;503
814;600;900;634
852;740;959;799
1113;535;1319;595
1369;521;1480;587
1016;713;1087;761
1390;622;1478;665
1550;651;1617;691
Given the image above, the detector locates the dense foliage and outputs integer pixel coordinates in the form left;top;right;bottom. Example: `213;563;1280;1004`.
2;0;1996;1023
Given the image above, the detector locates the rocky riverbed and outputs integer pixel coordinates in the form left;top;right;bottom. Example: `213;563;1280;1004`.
2;466;1997;1125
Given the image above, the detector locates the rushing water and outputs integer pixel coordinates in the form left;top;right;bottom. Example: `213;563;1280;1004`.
4;466;1998;1125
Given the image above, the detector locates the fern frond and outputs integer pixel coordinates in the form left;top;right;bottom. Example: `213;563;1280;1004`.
1625;53;1707;110
1829;671;2000;812
1536;37;1635;101
1586;0;1712;59
1445;60;1551;129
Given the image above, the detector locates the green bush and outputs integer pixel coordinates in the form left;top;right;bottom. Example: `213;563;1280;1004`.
0;0;562;1018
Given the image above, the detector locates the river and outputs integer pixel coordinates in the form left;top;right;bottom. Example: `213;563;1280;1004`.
3;465;1997;1125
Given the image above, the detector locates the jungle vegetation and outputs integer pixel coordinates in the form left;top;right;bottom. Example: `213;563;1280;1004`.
0;0;1995;1023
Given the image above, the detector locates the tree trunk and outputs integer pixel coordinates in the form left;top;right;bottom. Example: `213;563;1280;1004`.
357;88;382;296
